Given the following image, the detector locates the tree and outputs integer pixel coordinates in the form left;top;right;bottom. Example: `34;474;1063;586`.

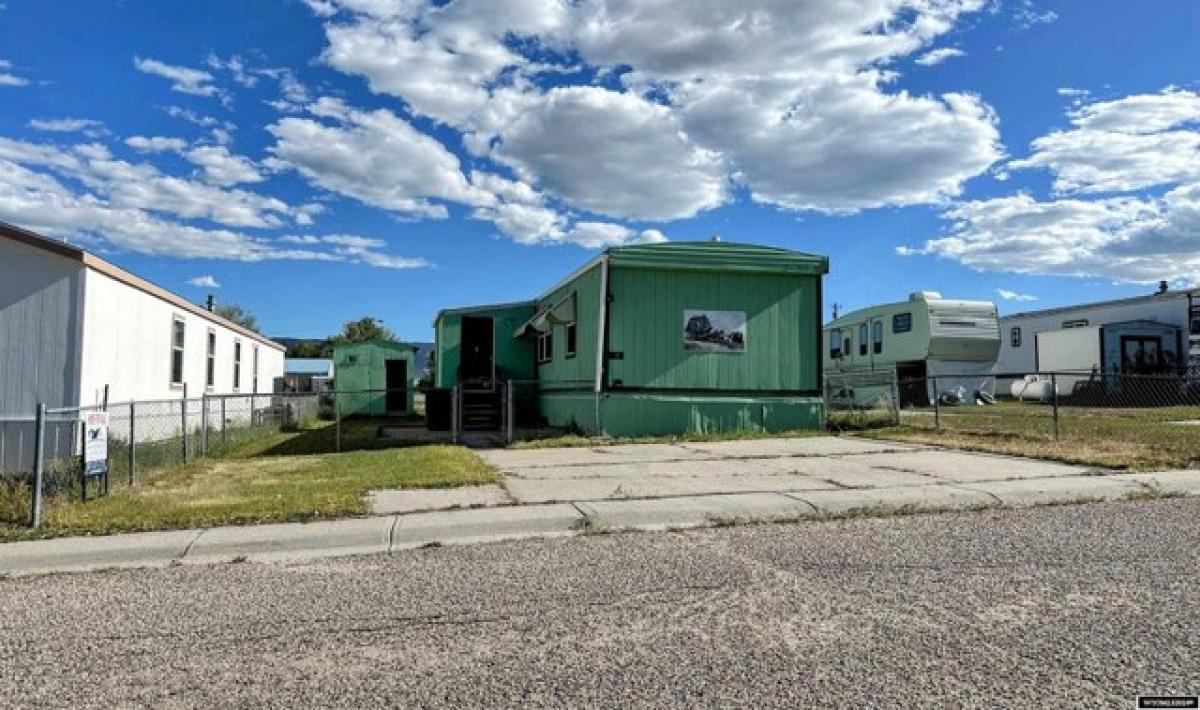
331;317;395;345
214;303;259;333
288;340;328;358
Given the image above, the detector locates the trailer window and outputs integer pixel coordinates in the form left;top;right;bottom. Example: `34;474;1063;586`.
565;322;577;359
1011;326;1022;348
537;331;553;363
206;330;216;389
873;321;883;354
1063;319;1089;329
170;317;186;385
858;324;868;356
892;313;912;333
233;340;242;391
829;329;842;359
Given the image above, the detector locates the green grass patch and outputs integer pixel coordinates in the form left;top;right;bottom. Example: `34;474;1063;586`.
862;401;1200;470
0;420;497;542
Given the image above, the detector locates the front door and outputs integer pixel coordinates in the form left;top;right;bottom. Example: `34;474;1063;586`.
385;359;408;413
460;316;495;385
1120;336;1162;374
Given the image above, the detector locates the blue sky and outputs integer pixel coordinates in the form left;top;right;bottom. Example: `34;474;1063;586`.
1;0;1198;341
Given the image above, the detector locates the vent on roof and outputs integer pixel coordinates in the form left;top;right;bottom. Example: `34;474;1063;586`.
909;291;942;302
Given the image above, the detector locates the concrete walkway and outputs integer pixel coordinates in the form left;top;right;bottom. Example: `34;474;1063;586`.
4;437;1200;577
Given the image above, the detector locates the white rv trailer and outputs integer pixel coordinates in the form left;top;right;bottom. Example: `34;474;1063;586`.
824;292;1000;407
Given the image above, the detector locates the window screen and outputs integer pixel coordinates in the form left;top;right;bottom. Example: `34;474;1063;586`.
873;320;883;354
892;313;913;333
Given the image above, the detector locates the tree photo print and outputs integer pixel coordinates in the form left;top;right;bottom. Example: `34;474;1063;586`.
683;310;747;354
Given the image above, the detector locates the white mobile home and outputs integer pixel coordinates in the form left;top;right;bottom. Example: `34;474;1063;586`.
824;292;1000;406
1;222;284;468
997;285;1200;378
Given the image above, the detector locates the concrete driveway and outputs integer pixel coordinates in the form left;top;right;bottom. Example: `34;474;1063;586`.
477;436;1101;504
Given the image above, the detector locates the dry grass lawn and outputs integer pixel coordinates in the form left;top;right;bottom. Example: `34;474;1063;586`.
861;402;1200;470
0;420;498;542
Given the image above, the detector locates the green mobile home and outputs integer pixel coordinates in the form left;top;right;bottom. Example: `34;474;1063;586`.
434;241;829;436
333;339;417;416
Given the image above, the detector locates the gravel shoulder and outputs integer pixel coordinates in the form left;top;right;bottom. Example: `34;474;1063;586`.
1;499;1196;707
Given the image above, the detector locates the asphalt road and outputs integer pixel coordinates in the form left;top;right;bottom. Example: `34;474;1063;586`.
1;499;1197;708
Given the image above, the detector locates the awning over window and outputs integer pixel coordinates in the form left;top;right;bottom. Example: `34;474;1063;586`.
514;292;575;338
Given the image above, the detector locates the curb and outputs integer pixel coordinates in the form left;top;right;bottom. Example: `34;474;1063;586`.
2;471;1198;577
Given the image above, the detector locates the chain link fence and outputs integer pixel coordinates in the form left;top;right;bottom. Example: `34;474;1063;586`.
0;391;340;529
825;367;1200;444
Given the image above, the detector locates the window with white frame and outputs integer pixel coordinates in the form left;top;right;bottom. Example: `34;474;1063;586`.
829;329;843;359
252;346;259;393
872;320;883;354
537;331;553;363
206;330;216;389
170;317;186;386
858;323;868;356
233;340;242;391
1011;326;1022;348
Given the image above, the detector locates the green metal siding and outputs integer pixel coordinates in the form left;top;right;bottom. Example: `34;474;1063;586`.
332;340;416;415
434;303;537;388
541;392;824;437
535;263;602;391
606;268;821;393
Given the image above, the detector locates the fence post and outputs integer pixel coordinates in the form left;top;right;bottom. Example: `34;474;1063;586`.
334;391;341;453
128;400;136;486
1051;373;1060;440
181;383;189;464
451;384;459;444
506;379;515;444
932;375;940;430
890;370;901;427
201;394;209;458
29;403;46;529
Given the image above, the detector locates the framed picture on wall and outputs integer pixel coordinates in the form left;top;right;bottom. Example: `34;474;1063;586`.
683;310;747;353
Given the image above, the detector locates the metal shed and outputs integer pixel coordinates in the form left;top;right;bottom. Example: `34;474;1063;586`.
332;340;417;416
434;240;829;436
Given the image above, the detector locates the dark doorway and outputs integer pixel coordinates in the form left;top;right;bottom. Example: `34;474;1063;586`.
896;361;929;408
385;359;409;413
460;316;495;385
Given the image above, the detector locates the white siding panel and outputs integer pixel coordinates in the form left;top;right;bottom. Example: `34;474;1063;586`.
79;268;284;404
0;238;84;414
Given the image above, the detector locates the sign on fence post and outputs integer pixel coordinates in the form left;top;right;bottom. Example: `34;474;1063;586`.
84;411;109;477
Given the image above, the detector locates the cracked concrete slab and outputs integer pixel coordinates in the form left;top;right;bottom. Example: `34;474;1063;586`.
184;517;394;564
788;484;998;515
845;450;1094;483
576;493;814;531
504;471;837;503
390;504;584;549
957;477;1141;507
1105;470;1200;495
677;437;921;458
369;485;511;514
0;529;199;575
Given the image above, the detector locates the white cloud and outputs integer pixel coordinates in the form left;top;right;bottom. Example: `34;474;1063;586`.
905;191;1200;285
312;0;1002;221
134;57;226;101
996;289;1037;301
0;59;27;87
1008;88;1200;194
28;118;107;137
188;274;221;288
1014;0;1058;28
266;98;493;218
205;54;257;88
915;47;966;66
125;136;188;153
0;137;307;229
278;233;432;268
488;87;727;221
185;145;264;186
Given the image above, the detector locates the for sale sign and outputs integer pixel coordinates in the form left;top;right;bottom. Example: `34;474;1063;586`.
83;411;109;477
